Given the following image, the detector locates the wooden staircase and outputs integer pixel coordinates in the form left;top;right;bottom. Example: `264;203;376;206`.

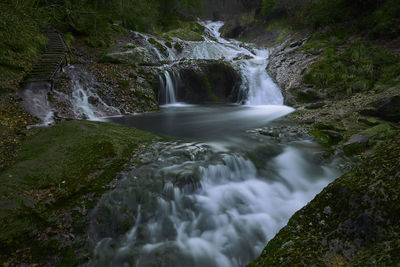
23;29;70;88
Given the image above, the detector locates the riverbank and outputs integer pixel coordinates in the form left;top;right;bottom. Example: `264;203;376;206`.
243;7;400;266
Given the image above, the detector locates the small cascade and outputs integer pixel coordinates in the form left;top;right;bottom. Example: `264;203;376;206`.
241;49;283;105
64;65;120;120
21;82;55;126
158;70;181;104
70;79;99;120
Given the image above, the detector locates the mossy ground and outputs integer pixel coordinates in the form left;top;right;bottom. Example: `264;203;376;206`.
0;94;38;172
0;120;161;265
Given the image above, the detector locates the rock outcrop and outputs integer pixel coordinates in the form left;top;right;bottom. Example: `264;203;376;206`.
266;35;320;106
175;60;242;104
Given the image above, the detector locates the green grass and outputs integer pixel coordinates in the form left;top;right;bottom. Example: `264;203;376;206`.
303;39;400;98
0;120;160;264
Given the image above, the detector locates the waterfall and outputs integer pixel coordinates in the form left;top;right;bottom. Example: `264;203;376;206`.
195;21;284;105
159;70;181;105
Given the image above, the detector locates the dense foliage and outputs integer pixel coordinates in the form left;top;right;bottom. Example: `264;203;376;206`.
261;0;400;38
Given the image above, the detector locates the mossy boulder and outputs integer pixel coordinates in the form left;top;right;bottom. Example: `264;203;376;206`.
361;123;392;137
310;123;343;147
101;47;151;65
165;28;204;41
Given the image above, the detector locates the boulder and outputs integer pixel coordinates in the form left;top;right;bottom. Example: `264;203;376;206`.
361;95;400;122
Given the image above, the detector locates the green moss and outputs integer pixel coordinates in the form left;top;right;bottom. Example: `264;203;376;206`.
0;120;160;264
361;123;392;137
165;28;204;41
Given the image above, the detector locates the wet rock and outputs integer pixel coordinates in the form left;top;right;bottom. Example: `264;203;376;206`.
289;40;304;48
361;95;400;122
222;23;246;39
306;101;325;109
343;134;370;155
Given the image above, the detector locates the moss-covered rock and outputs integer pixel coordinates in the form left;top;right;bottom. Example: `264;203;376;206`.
101;47;151;65
165;28;204;41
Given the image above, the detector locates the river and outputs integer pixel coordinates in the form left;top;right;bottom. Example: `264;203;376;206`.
85;21;340;266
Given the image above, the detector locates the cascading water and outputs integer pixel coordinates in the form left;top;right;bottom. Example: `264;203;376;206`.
21;82;55;126
57;65;120;120
90;140;339;267
159;70;180;105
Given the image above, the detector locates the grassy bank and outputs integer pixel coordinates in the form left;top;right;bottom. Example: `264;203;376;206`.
0;120;161;265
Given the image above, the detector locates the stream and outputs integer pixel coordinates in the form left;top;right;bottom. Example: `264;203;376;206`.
87;22;341;266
